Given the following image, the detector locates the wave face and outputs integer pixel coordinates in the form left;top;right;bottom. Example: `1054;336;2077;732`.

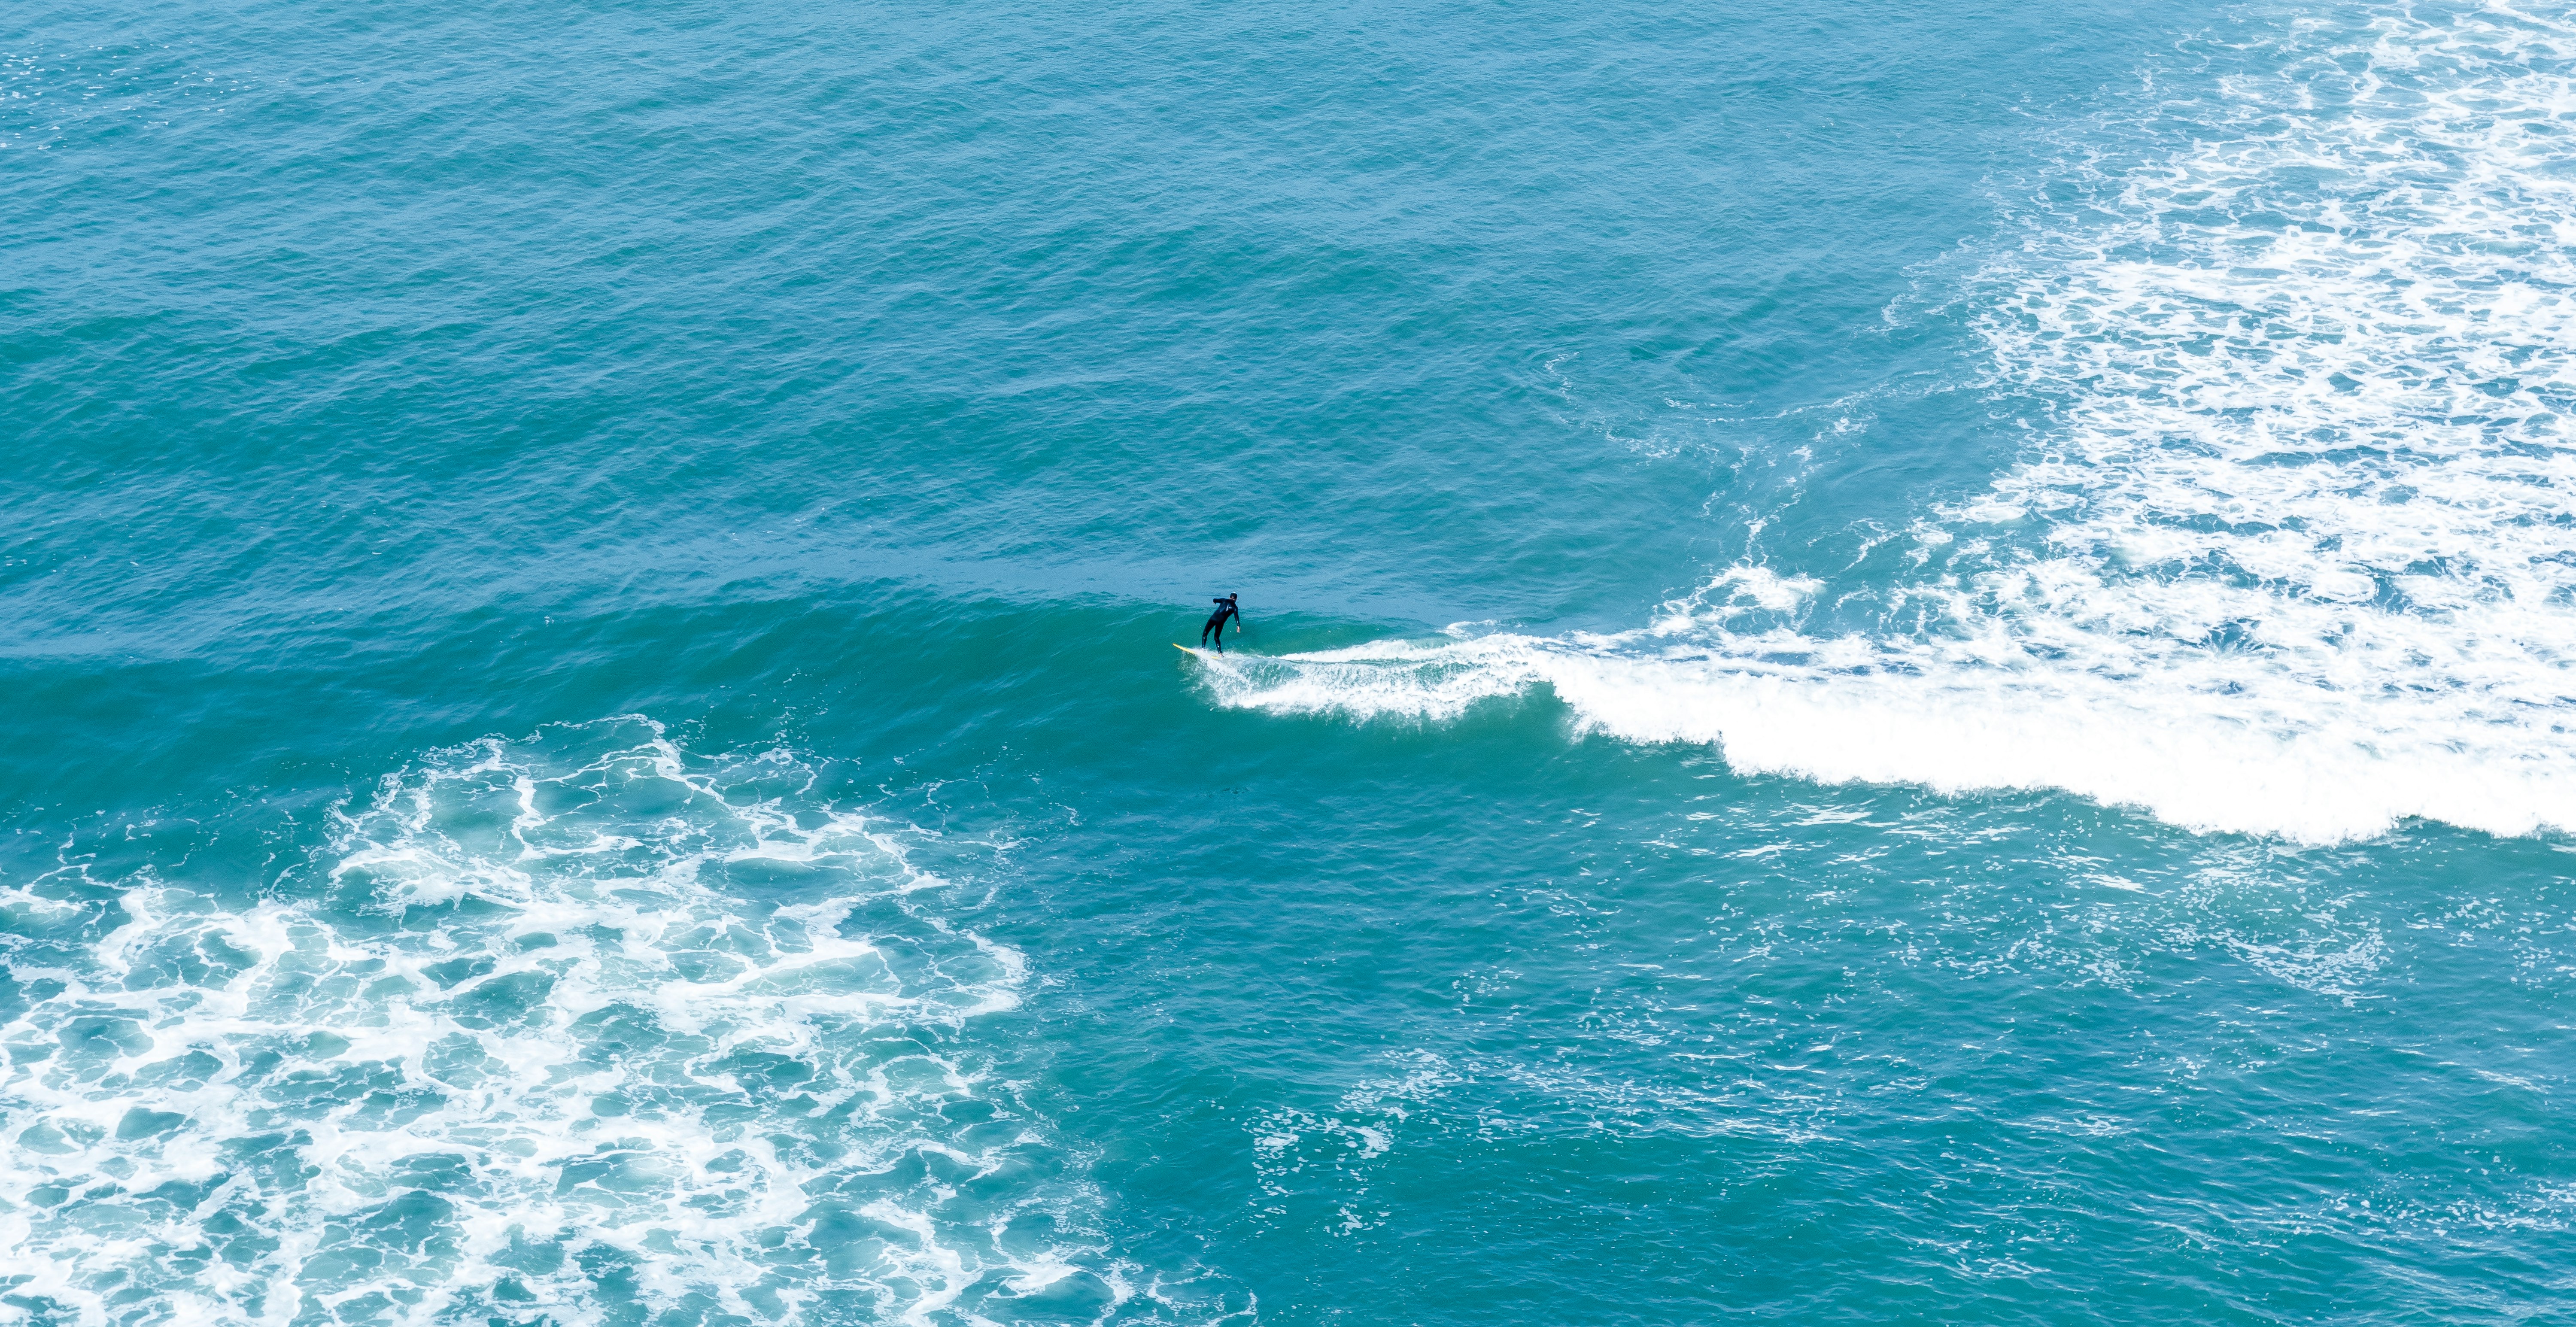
0;721;1215;1327
1204;3;2576;844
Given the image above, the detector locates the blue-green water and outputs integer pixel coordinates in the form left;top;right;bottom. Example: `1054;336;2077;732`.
8;0;2576;1322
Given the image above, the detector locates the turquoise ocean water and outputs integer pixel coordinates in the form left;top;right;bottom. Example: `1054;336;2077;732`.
8;0;2576;1321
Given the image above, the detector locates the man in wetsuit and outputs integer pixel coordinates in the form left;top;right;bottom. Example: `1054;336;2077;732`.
1201;594;1241;652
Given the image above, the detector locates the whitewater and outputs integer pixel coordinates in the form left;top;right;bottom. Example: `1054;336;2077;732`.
0;722;1227;1326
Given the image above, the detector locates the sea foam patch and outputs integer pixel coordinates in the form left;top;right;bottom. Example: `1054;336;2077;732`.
0;721;1233;1327
1203;3;2576;844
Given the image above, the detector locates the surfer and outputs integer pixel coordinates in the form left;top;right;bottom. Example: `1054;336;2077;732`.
1200;594;1241;652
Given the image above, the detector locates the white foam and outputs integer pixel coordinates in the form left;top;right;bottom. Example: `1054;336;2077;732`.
0;720;1221;1326
1205;3;2576;844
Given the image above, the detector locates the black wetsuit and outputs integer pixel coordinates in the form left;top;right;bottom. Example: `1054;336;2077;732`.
1201;596;1240;651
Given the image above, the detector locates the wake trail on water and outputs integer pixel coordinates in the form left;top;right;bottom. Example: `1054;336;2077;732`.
1203;3;2576;844
0;720;1236;1327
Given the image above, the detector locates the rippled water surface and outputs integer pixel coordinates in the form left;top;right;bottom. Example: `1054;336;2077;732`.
6;1;2576;1323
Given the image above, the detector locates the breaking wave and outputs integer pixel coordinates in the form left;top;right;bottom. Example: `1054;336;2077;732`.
1203;3;2576;844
